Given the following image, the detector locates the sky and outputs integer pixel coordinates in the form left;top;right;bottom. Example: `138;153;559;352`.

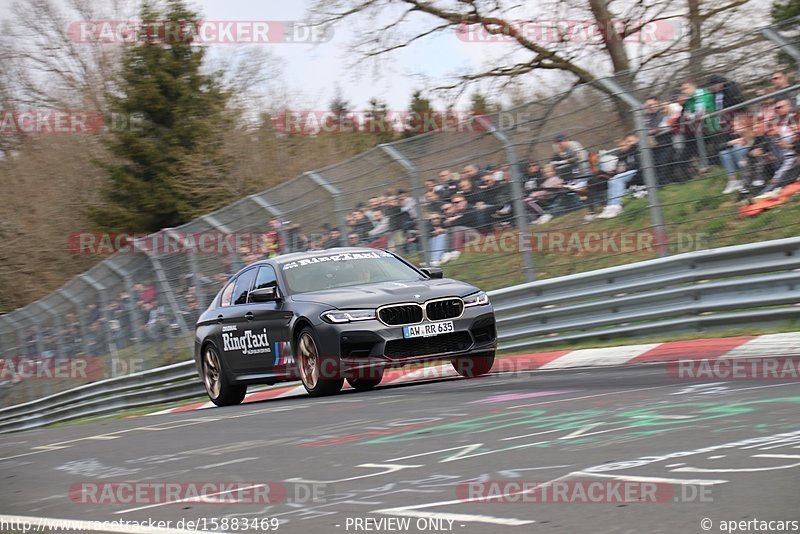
194;0;469;110
0;0;495;111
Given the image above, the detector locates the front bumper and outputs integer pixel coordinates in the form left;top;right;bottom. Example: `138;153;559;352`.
311;307;497;373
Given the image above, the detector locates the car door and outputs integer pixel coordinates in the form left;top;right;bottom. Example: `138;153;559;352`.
239;264;293;375
218;267;259;373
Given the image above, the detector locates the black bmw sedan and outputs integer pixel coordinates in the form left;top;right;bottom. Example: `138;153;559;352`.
195;248;497;406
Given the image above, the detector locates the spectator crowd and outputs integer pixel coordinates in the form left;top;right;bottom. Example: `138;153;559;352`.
267;69;799;265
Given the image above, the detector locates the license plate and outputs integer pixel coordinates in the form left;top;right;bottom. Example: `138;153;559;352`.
403;321;454;338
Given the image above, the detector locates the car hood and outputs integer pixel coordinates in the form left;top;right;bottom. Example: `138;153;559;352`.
290;278;480;308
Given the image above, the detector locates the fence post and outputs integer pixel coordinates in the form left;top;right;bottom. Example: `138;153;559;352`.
379;144;430;266
306;171;349;247
105;260;145;351
247;195;291;253
4;314;32;399
165;230;205;317
78;274;115;357
695;121;708;171
0;316;12;357
760;27;800;72
16;309;43;359
475;116;536;282
34;300;65;359
131;238;191;347
593;77;670;257
57;288;88;355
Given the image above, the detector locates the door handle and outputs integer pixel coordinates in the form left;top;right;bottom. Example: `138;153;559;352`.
245;312;255;321
216;315;224;323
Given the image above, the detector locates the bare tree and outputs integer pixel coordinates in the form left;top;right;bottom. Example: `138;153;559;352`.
308;0;768;102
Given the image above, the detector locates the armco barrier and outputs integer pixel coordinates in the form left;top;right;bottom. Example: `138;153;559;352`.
0;237;799;433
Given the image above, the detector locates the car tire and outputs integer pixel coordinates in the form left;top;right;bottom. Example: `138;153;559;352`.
296;327;344;397
346;367;384;391
452;352;495;378
202;344;247;406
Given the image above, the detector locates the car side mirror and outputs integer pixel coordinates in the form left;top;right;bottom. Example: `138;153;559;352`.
249;286;280;302
420;267;443;279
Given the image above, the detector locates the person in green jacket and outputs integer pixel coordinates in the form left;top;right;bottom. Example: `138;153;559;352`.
681;80;720;136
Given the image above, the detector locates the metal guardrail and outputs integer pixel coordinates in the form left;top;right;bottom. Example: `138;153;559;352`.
0;237;799;433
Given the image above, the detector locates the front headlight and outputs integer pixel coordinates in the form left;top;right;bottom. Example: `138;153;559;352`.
463;291;490;308
320;309;377;324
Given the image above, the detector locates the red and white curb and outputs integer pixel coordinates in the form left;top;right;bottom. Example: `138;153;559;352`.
149;332;800;415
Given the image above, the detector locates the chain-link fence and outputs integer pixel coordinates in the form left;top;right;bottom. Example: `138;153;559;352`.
1;18;798;407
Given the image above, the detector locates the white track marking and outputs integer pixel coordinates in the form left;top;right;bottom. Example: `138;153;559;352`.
501;428;563;441
198;456;258;469
387;444;485;463
721;332;800;359
540;344;659;369
508;384;671;409
559;423;605;440
570;471;728;485
672;462;800;473
285;463;423;484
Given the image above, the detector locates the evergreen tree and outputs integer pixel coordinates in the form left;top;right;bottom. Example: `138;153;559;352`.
470;91;491;116
363;97;394;143
329;86;354;134
404;89;436;137
772;0;800;21
89;0;231;232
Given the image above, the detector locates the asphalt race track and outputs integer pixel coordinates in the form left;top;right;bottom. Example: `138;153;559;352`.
1;362;799;534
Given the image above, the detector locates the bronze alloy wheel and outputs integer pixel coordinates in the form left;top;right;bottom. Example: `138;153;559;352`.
297;332;319;390
295;327;344;396
203;346;222;398
201;344;247;406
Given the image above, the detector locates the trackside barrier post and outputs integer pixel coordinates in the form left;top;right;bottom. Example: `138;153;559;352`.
16;309;44;362
57;288;88;355
379;144;431;266
200;213;242;270
131;238;191;347
760;27;800;75
593;77;670;257
247;195;291;254
475;116;536;282
9;314;42;398
165;230;206;319
695;122;708;171
34;300;65;359
78;274;115;357
0;316;13;356
105;260;145;352
306;171;349;247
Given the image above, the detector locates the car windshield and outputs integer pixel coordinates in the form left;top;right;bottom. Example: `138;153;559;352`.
280;251;424;293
